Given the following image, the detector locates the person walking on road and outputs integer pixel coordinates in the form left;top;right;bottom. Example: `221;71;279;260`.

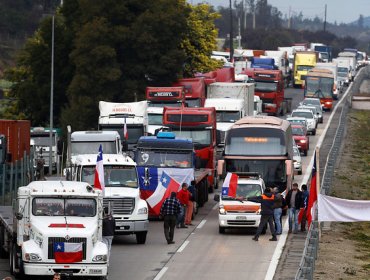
300;184;309;232
272;187;284;235
160;191;182;244
185;181;196;226
285;183;304;234
176;183;191;228
102;207;115;265
248;187;277;241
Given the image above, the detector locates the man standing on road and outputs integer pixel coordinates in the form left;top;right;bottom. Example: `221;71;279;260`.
285;183;304;234
300;184;309;232
160;191;182;244
272;187;284;235
176;183;191;228
102;207;115;265
248;187;277;241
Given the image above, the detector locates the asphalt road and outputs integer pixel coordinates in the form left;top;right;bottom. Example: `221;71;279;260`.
0;85;339;280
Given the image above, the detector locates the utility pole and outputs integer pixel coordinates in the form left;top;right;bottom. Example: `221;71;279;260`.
252;6;256;29
323;4;327;31
49;15;54;176
237;17;242;49
288;6;291;29
244;0;247;31
229;0;234;62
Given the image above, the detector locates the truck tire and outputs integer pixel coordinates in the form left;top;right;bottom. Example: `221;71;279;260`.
219;226;225;234
136;232;147;244
11;243;24;278
312;129;316;136
304;149;308;156
0;226;8;258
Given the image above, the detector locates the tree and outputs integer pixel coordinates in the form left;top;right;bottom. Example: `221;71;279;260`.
358;14;364;29
181;3;223;77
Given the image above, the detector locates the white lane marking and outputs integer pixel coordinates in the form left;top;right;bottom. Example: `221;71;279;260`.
153;266;168;280
177;240;190;253
197;219;207;229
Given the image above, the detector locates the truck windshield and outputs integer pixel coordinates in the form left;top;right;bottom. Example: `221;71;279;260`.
297;65;314;71
171;129;211;146
254;81;278;92
136;150;192;168
305;77;333;98
101;126;143;145
225;127;286;156
71;142;117;155
148;102;182;108
32;198;96;217
216;111;240;123
81;165;138;188
31;134;56;146
185;99;201;108
225;159;287;187
148;114;163;125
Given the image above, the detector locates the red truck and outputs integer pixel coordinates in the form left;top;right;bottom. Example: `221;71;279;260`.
163;107;219;192
146;86;185;107
245;69;291;116
173;77;206;108
0;120;31;164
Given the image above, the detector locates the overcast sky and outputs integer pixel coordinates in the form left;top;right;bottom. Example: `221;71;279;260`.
190;0;368;24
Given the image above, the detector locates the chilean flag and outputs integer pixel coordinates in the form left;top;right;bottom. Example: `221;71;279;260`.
123;118;128;140
306;151;318;228
221;173;238;197
94;145;105;192
146;171;180;215
54;242;83;263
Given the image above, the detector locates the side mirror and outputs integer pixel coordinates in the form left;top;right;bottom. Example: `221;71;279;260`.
214;194;220;202
16;212;23;220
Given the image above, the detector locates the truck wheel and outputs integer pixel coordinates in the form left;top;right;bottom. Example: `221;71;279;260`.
219;227;225;234
11;243;24;277
136;232;147;244
304;150;308;156
0;226;8;258
312;129;316;136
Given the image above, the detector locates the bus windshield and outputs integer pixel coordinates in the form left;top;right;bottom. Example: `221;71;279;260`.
135;150;192;168
82;165;138;188
305;77;333;98
171;129;211;146
225;159;287;187
225;127;287;156
216;111;240;123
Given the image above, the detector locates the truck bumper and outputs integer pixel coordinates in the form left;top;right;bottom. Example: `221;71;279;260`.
23;262;107;276
114;219;149;234
219;214;261;228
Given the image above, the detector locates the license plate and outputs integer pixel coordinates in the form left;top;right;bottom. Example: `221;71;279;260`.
236;216;246;220
89;269;102;274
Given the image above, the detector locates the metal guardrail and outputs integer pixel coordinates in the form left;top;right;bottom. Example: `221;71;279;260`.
294;65;369;280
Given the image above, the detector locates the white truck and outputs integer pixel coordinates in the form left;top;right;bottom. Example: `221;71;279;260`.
98;101;148;151
147;106;166;136
30;127;61;174
338;52;357;81
333;57;351;87
71;153;149;244
315;62;339;99
205;82;255;146
0;181;108;278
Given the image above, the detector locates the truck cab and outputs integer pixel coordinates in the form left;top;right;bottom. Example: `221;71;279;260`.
72;154;149;244
11;181;108;278
214;173;265;234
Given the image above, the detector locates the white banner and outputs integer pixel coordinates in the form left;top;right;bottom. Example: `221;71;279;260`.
318;194;370;222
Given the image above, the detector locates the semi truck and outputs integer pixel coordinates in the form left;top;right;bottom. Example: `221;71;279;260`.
0;181;108;278
0;120;30;164
205;82;255;146
264;50;290;85
293;51;318;87
163;107;219;192
98;101;148;150
338;52;357;80
245;69;291;116
333;57;351;87
172;78;206;107
71;153;149;244
30;127;61;174
135;132;210;216
314;45;332;62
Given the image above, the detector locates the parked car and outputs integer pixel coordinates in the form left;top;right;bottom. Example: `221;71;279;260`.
300;98;324;123
293;146;302;175
291;124;309;156
291;109;317;135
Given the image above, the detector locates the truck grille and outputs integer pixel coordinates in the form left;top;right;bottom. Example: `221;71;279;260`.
48;237;87;260
103;198;135;215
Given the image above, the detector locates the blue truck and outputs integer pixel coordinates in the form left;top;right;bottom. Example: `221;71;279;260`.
251;57;278;70
314;45;332;62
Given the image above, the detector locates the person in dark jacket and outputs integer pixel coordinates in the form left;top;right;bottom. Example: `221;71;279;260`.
285;183;304;233
300;184;309;232
160;192;182;244
248;187;277;241
102;207;115;264
272;187;284;235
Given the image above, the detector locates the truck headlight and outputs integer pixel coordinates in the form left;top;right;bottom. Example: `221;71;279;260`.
300;140;306;143
138;207;148;215
92;254;107;262
219;206;226;215
25;253;42;262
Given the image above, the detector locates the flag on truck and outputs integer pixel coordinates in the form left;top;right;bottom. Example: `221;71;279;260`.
306;151;318;228
54;242;83;263
146;171;180;215
94;145;105;192
123;118;128;140
222;173;238;197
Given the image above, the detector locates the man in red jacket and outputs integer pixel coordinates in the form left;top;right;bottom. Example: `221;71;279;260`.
176;183;191;228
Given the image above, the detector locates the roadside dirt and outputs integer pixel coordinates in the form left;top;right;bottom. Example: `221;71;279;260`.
313;109;370;280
